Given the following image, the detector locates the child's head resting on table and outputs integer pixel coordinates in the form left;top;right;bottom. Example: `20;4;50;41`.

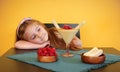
15;17;82;50
17;18;49;44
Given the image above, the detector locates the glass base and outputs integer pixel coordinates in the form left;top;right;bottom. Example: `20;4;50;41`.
61;53;74;57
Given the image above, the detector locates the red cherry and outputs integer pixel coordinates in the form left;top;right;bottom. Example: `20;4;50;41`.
37;46;57;56
63;25;72;29
37;48;42;55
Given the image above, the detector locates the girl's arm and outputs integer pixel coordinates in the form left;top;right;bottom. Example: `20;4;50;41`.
15;40;50;49
70;36;82;50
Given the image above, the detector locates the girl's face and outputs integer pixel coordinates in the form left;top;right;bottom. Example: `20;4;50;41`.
23;23;48;44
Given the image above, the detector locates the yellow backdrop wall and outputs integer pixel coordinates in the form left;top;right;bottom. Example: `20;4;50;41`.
0;0;120;56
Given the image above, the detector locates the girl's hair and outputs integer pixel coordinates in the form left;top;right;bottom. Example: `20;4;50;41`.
48;27;66;49
16;19;66;49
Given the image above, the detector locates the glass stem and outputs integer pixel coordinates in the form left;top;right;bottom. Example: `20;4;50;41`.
66;44;69;54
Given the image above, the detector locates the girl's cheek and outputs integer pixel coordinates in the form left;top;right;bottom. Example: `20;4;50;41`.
36;39;42;43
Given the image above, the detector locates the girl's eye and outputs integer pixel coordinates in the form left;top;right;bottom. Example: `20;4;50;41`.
37;28;40;32
31;35;36;40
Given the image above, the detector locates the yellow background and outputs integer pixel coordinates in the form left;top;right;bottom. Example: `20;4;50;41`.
0;0;120;56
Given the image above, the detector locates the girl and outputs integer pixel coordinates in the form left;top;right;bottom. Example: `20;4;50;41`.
15;17;82;50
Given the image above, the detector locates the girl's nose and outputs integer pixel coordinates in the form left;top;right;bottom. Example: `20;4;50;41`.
36;33;41;38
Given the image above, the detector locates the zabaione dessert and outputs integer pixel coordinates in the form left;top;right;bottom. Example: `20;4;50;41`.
58;25;78;57
58;25;78;44
81;47;105;64
52;20;85;57
37;46;58;62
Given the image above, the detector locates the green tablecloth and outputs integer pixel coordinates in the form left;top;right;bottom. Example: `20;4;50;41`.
7;50;120;72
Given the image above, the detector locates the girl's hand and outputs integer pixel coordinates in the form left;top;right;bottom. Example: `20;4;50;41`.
70;36;82;50
41;41;50;47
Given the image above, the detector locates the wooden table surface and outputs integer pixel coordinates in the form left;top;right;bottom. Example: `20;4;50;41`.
0;47;120;72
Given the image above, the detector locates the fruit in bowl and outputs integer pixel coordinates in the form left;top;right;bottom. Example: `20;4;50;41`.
37;46;58;62
81;47;106;64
